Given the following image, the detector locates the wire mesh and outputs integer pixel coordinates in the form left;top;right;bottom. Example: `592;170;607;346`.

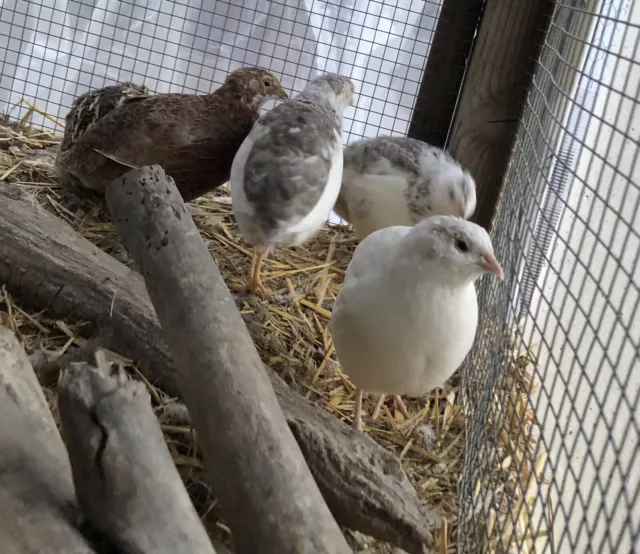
0;0;455;146
458;1;640;553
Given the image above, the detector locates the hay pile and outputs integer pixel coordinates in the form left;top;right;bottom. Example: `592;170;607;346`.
0;100;550;553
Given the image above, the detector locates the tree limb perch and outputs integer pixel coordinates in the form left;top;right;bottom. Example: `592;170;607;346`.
104;165;351;554
57;349;217;554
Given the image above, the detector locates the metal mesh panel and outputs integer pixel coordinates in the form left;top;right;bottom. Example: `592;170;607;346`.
458;1;640;553
0;0;451;145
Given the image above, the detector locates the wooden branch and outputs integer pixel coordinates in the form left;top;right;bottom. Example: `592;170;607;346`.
269;375;435;553
0;187;434;554
0;186;176;391
0;327;96;554
407;0;484;147
104;165;351;554
128;377;436;553
447;0;555;229
211;541;236;554
57;349;217;554
30;336;109;387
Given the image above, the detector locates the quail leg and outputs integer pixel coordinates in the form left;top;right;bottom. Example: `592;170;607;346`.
371;394;411;420
393;395;411;419
353;388;364;432
248;250;267;294
371;394;387;420
232;249;268;295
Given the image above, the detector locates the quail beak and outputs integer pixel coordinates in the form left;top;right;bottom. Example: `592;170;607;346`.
276;88;289;101
479;254;504;280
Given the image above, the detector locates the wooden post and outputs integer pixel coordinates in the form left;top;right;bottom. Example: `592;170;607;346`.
447;0;556;230
104;165;352;554
407;0;485;147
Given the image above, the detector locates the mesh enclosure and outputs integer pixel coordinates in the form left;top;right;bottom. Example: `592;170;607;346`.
0;0;469;145
458;1;640;553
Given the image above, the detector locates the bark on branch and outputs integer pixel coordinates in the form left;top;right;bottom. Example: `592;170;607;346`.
0;184;434;554
104;165;351;554
0;327;96;554
57;349;217;554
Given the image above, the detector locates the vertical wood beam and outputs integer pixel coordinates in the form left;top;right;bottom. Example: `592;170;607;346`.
447;0;556;230
407;0;485;147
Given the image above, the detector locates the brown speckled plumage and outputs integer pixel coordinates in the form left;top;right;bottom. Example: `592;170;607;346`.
56;82;151;190
59;82;151;153
55;67;288;201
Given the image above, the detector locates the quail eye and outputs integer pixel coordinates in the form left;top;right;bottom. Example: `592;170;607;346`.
264;80;271;87
455;239;469;252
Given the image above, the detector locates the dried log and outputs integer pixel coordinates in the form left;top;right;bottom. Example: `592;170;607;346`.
30;336;109;387
0;327;96;554
261;374;435;553
57;349;217;554
0;186;435;554
104;165;350;554
211;541;236;554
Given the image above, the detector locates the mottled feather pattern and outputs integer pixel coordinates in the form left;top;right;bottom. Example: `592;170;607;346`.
56;82;151;190
57;92;258;196
59;83;150;153
55;67;288;201
342;136;475;222
242;99;340;238
344;136;426;175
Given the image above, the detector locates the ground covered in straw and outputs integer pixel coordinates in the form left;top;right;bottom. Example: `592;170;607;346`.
0;108;472;553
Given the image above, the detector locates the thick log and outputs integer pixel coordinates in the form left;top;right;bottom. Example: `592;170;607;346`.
112;376;435;553
0;327;96;554
0;187;434;554
104;164;350;554
57;349;217;554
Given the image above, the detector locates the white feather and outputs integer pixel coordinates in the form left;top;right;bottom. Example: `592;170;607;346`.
329;223;479;398
339;168;415;239
94;148;137;168
341;225;411;282
228;123;264;245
